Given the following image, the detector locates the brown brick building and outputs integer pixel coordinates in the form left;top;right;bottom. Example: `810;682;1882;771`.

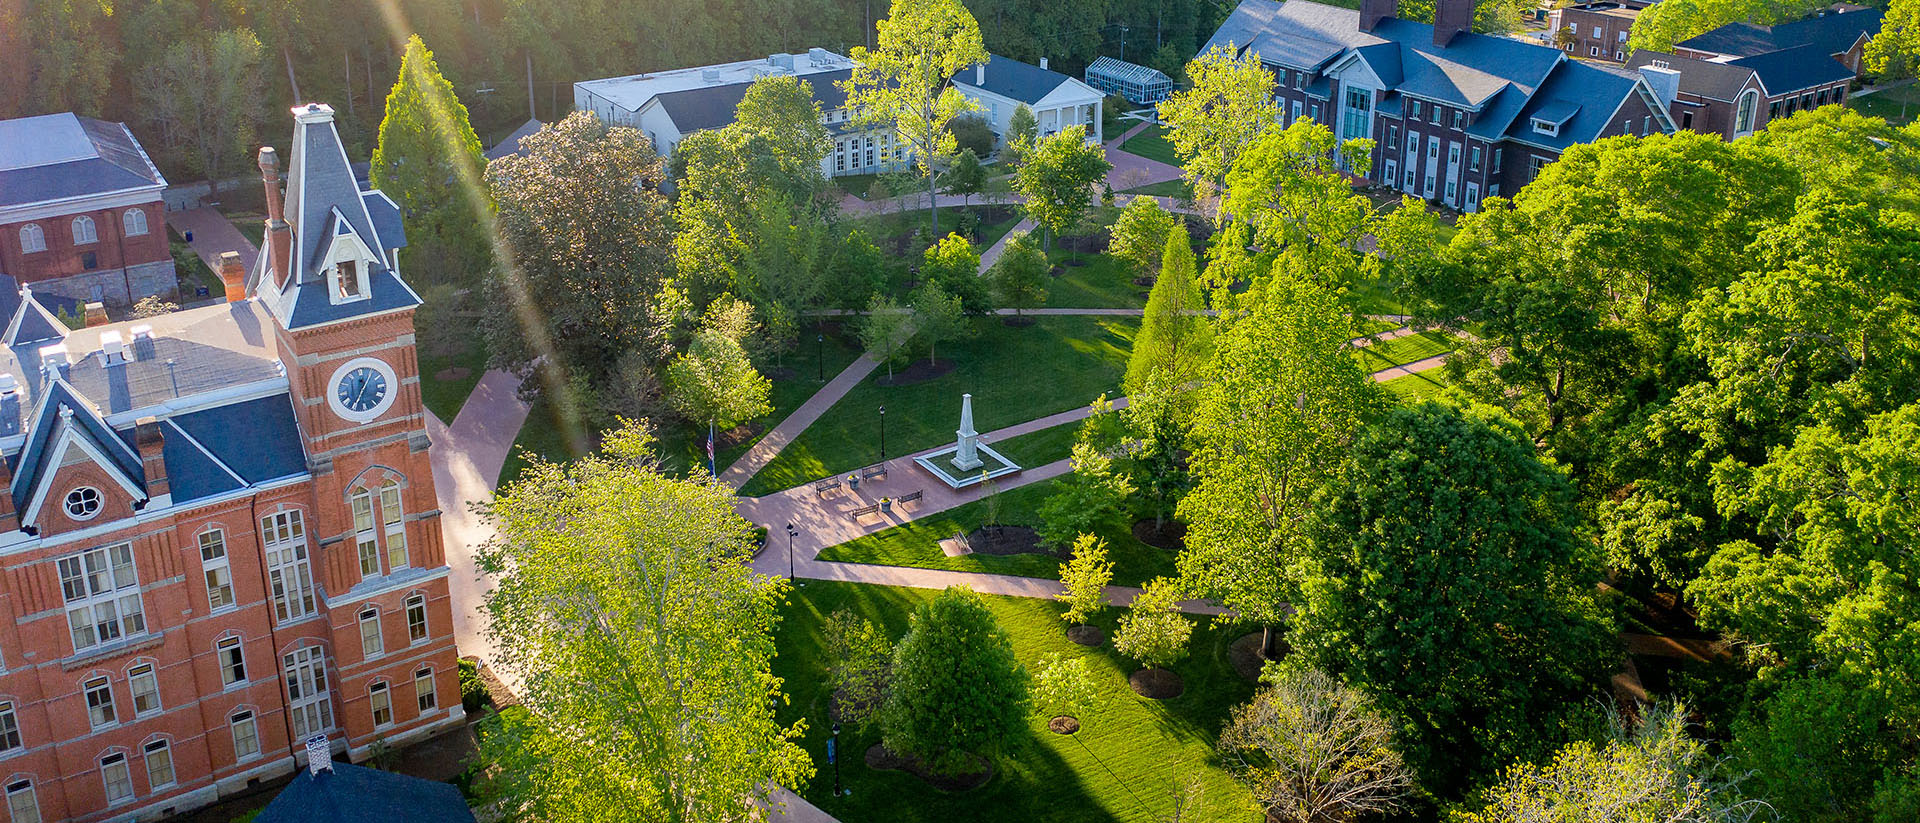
1627;49;1854;140
0;102;461;823
0;115;174;313
1547;0;1652;63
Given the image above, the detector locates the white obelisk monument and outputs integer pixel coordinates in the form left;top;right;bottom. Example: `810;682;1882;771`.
952;393;983;471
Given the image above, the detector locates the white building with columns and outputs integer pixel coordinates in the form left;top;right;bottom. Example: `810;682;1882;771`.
951;55;1107;147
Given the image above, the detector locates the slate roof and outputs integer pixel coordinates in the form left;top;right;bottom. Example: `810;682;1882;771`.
484;118;545;161
1505;60;1644;150
257;762;475;823
0;114;167;210
1626;51;1759;101
168;393;307;488
1729;43;1858;93
8;380;146;515
655;68;852;133
952;55;1088;105
1676;7;1881;58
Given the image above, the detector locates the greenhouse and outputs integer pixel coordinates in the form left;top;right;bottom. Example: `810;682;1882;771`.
1084;56;1174;104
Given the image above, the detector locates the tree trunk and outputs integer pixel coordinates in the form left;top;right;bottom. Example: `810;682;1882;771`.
928;168;940;235
1261;625;1282;660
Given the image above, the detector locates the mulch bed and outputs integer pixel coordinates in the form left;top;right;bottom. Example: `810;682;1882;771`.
718;422;763;449
1129;667;1185;700
866;744;994;791
1132;519;1187;551
433;366;472;382
1229;631;1290;683
1002;315;1037;327
963;525;1050;556
876;358;957;387
1067;624;1107;646
763;366;797;382
1048;716;1080;735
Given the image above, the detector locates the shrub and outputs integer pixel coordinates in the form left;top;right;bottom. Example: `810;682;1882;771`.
880;587;1029;775
458;657;491;714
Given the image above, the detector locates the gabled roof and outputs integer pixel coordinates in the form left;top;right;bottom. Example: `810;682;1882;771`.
952;55;1092;105
0;114;168;210
1728;42;1857;94
1677;7;1882;58
484;119;545;161
258;762;475;823
654;69;852;134
1504;60;1644;150
168;393;307;486
9;380;145;515
1626;51;1760;102
1085;56;1172;86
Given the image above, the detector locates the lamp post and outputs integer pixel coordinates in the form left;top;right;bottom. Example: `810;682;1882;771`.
831;721;846;796
785;522;797;582
878;406;886;463
817;332;825;382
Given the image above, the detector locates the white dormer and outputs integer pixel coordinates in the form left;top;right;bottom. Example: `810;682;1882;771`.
320;208;377;305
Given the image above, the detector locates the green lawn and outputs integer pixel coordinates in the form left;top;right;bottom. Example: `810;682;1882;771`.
741;316;1136;496
1850;84;1919;127
835;173;883;200
772;581;1260;822
1043;251;1148;309
1357;330;1458;370
227;214;265;250
1116;125;1179;167
1380;370;1451;402
499;394;578;490
985;420;1079;468
1117;179;1190;199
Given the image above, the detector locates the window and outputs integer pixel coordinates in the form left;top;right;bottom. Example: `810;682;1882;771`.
1532;117;1561;137
1643;115;1652;134
64;487;101;520
1409;100;1422;120
1816;88;1828;106
59;544;146;653
359;607;384;658
1386;125;1399;150
263;510;316;622
123;209;148;237
335;260;362;300
1429;105;1441;125
230;711;260;760
143;740;174;788
201;530;234;611
128;663;160;715
1618;30;1629;43
1492;147;1503;171
1446;180;1457;201
85;677;117;728
1470;146;1483;172
1683;110;1695;129
406;594;428;643
5;780;38;823
381;481;407;570
80;251;98;270
0;703;19;752
369;682;392;727
1614;50;1624;61
1769;100;1782;120
1590;46;1600;57
352;488;379;578
217;637;246;685
71;216;97;245
1427;137;1439;159
18;225;43;254
1489;183;1500;198
1592;25;1602;37
1451;109;1463;129
283;646;333;739
100;753;132;803
1801;92;1814;111
415;668;437;712
1734;90;1759;134
1529;154;1549;180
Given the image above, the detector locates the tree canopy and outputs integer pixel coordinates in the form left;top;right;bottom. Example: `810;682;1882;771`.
371;35;492;286
844;0;988;234
880;586;1030;775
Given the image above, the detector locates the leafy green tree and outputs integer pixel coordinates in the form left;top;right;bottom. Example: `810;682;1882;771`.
1295;402;1615;791
133;29;265;197
728;74;834;203
987;231;1049;316
1122;377;1195;530
909;281;967;364
665;330;773;437
1868;0;1920;119
371;35;491;286
1038;440;1135;548
823;609;895;727
860;294;914;380
1031;654;1099;720
1460;702;1773;823
844;0;989;235
945;148;988;207
921;232;992;315
1730;676;1903;823
1156;45;1279;217
1223;119;1391;318
734;196;832;355
1013;125;1112;250
1124;229;1211;398
1113;577;1192;672
1056;533;1114;626
1629;0;1817;55
1005;104;1039;165
880;586;1029;775
1220;668;1414;823
1109;195;1180;281
948;115;996;161
832;229;893;313
471;422;812;821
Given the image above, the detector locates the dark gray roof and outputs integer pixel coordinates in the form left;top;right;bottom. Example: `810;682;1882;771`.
258;762;475;823
951;55;1078;105
291;108;394;282
656;69;852;134
1504;60;1642;149
1626;51;1758;101
9;379;146;515
0;114;167;209
1677;7;1881;57
1729;43;1857;94
361;192;407;251
484;119;545;161
168;393;306;488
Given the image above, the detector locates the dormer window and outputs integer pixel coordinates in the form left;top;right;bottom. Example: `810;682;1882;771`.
335;260;363;300
1531;118;1560;137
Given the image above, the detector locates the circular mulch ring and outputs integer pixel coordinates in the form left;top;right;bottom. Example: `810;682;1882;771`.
1132;519;1187;551
1229;631;1291;683
866;744;994;791
1133;275;1157;287
763;366;798;382
1049;265;1069;278
1066;624;1106;646
1048;716;1080;735
1002;315;1037;327
717;422;764;449
876;358;957;387
1129;667;1185;700
434;366;472;382
964;525;1048;556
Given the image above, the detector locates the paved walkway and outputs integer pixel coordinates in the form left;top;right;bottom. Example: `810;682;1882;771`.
426;369;532;673
165;207;258;273
720;353;883;489
977;217;1038;269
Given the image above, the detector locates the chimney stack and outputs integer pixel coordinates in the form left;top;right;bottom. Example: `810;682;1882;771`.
1039;57;1049;71
259;147;293;290
975;63;985;85
1360;0;1398;32
217;251;247;302
1638;63;1681;112
1433;0;1474;46
135;417;168;501
83;302;108;328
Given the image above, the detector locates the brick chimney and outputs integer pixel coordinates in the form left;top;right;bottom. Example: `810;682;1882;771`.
1434;0;1474;46
1360;0;1398;32
135;417;168;501
259;147;293;290
217;251;247;302
83;302;108;327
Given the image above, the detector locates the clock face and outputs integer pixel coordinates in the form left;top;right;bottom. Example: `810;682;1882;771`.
326;357;399;422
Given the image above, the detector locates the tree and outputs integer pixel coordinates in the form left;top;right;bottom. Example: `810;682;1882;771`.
909;281;966;364
831;229;892;313
1461;702;1774;823
132;29;265;195
1124;229;1211;398
1004;104;1039;166
949;115;996;160
471;422;812;821
823;609;895;727
945;148;988;207
1113;577;1192;672
1038;438;1135;548
1868;0;1920;119
1156;45;1279;219
1629;0;1818;55
1032;654;1099;720
1109;195;1180;281
860;294;914;379
1219;668;1414;823
921;232;992;315
987;231;1049;316
664;330;773;437
1729;675;1904;823
1294;402;1615;791
879;586;1029;775
1012;125;1112;250
371;35;492;286
484;112;673;392
1056;533;1114;626
844;0;989;235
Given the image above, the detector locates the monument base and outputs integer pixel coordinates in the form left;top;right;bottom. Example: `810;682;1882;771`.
913;443;1021;488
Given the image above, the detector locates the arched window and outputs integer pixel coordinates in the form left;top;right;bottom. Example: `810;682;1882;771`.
71;216;96;245
1734;90;1759;136
18;224;44;254
122;208;148;237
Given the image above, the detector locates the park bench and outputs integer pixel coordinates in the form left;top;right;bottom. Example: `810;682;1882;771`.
813;478;842;496
847;503;881;519
897;490;924;506
861;464;889;482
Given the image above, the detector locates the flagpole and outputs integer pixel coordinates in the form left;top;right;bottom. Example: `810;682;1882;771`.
708;419;717;477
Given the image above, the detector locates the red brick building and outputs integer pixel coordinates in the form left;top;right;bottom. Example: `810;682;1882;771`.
0;115;174;312
1547;0;1652;63
0;102;460;823
1627;49;1855;140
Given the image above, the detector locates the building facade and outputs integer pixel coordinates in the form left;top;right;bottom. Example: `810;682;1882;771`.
951;55;1107;145
0;115;173;313
1627;49;1854;140
0;102;462;823
1547;0;1651;63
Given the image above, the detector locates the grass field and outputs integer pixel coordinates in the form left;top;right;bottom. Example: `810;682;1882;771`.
985;420;1079;468
1117;180;1190;199
1044;251;1149;309
1116;125;1179;167
1850;84;1920;127
740;316;1136;496
1358;329;1459;371
1380;370;1452;402
772;581;1260;822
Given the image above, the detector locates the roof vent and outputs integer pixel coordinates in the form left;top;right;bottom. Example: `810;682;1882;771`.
0;374;17;394
702;68;721;83
305;734;333;775
130;324;153;341
38;343;67;373
101;331;126;366
809;47;831;66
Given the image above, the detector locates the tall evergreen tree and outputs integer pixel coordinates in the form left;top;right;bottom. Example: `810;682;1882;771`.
371;35;492;286
1123;229;1211;397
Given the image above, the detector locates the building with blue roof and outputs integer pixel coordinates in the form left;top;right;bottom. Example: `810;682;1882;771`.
1205;0;1675;211
1676;4;1881;72
256;759;475;823
1628;5;1868;143
0;101;465;823
951;54;1107;147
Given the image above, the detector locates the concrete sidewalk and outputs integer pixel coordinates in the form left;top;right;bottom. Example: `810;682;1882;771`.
165;207;258;274
721;353;882;489
427;369;531;674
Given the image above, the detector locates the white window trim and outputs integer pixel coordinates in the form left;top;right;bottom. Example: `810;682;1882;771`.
71;216;97;246
200;529;236;613
59;544;146;655
18;225;44;254
406;593;429;645
262;510;317;625
369;682;393;729
381;482;407;571
351;488;379;579
283;646;334;740
230;710;261;762
127;662;161;716
0;701;21;754
359;607;384;659
143;739;175;789
122;208;148;237
100;752;134;805
5;779;39;823
414;667;438;713
217;636;248;688
84;676;118;730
